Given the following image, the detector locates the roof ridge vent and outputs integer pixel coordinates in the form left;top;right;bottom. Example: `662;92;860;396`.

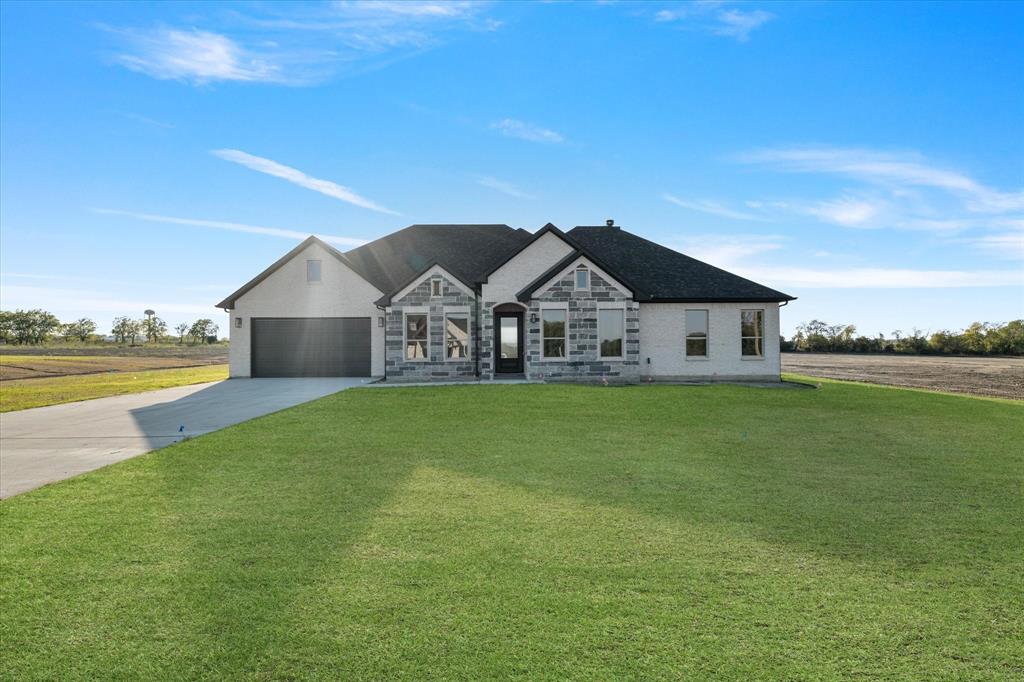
605;218;619;229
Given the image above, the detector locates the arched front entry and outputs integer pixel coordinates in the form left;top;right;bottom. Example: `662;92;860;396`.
492;302;527;374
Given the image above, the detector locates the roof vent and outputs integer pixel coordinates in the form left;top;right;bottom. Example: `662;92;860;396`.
605;219;616;228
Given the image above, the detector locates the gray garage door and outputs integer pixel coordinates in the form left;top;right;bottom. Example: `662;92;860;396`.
251;317;371;377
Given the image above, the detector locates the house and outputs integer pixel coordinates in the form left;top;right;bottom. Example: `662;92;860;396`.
216;221;795;382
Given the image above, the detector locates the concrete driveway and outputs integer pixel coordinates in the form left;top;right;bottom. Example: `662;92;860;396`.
0;377;370;499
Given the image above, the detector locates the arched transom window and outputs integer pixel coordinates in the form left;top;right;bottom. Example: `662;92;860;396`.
575;265;589;290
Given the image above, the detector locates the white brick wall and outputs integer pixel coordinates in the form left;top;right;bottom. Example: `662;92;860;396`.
227;242;386;377
481;231;574;304
639;302;781;380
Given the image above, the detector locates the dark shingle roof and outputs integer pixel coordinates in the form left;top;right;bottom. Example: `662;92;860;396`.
566;225;795;302
343;224;531;294
217;223;794;310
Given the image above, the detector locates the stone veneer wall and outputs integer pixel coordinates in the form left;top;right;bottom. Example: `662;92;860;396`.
525;270;640;382
385;275;478;382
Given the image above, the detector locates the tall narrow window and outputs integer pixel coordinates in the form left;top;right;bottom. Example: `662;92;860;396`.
306;259;322;283
431;279;443;297
542;309;566;358
446;314;469;359
685;309;708;357
575;266;589;290
741;309;764;357
598;308;624;358
405;313;428;360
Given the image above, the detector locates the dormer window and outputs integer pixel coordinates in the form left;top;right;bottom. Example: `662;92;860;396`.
306;259;322;283
575;266;589;290
431;278;443;297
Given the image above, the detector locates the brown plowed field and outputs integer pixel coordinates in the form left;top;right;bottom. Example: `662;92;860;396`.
0;346;228;381
782;353;1024;400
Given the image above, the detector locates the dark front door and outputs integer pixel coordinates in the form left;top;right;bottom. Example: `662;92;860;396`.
495;312;524;373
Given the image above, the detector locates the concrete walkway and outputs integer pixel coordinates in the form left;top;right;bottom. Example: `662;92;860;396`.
0;377;370;499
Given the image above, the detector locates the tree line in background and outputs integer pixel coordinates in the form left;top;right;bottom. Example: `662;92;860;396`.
783;319;1024;356
0;309;220;346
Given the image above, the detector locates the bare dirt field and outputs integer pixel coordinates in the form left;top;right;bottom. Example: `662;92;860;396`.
782;353;1024;400
0;345;228;381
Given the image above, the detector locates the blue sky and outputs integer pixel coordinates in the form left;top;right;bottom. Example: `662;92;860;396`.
1;0;1022;337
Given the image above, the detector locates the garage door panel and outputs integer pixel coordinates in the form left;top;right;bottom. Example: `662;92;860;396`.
252;317;370;377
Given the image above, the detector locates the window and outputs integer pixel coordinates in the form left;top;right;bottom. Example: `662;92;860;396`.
446;314;469;359
598;308;624;358
741;309;764;357
542;309;566;358
430;278;443;297
575;266;589;290
405;313;428;360
306;259;322;282
685;309;708;358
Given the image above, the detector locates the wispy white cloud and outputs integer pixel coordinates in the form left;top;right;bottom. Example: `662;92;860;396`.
0;285;220;317
491;118;565;144
357;1;483;19
664;232;1022;289
211;149;399;215
730;145;1024;265
733;265;1023;289
92;208;368;247
477;176;534;199
759;195;889;228
737;146;1024;214
800;196;882;227
711;9;774;41
959;224;1024;261
663;194;769;221
106;27;290;85
655;2;774;42
104;2;497;86
668;233;785;268
112;110;175;129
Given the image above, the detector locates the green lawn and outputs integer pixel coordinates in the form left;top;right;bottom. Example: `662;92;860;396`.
0;364;228;412
1;379;1021;679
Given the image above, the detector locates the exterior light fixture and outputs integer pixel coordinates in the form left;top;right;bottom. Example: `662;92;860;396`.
530;312;539;324
378;316;385;328
234;317;242;328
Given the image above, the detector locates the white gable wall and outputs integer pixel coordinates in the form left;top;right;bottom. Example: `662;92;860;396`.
639;302;781;380
227;242;385;377
481;231;575;304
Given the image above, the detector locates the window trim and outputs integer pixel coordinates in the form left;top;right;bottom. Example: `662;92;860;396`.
403;309;430;362
597;304;626;359
685;308;709;361
443;307;471;362
306;259;322;284
540;304;569;360
740;308;765;360
574;266;589;291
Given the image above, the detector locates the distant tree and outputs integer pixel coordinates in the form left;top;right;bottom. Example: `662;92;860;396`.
988;319;1024;355
69;318;97;342
188;319;217;344
142;314;167;343
57;323;76;342
111;316;143;345
960;322;988;354
0;310;14;344
5;309;61;344
175;322;189;344
787;319;1023;357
